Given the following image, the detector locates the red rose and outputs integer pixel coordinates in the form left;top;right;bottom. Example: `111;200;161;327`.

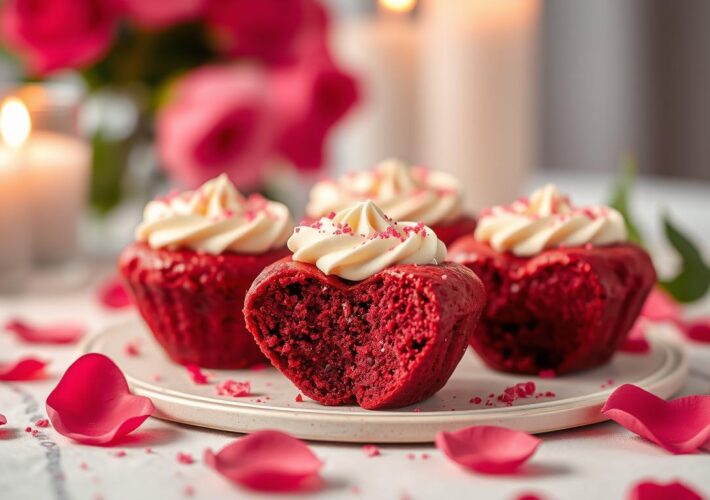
205;0;323;64
157;65;277;190
120;0;204;29
0;0;117;75
269;58;359;170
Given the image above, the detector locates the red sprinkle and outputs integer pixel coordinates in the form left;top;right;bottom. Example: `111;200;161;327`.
215;380;251;398
362;445;381;458
35;419;50;428
24;426;31;433
124;342;140;357
295;393;304;402
185;365;210;384
177;452;194;465
470;397;482;404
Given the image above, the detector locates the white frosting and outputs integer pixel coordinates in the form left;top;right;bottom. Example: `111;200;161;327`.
474;184;627;256
288;200;447;281
136;174;292;254
305;159;463;226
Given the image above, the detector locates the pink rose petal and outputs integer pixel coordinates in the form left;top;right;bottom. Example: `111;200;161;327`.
97;278;133;309
4;319;85;344
215;380;251;397
46;353;154;445
0;357;48;381
641;288;683;324
602;384;710;454
684;319;710;343
204;430;323;492
435;425;541;474
0;414;6;426
620;323;651;354
628;479;703;500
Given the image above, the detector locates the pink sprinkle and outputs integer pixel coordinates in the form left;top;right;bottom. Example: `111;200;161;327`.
421;453;430;460
35;419;50;428
80;462;89;470
215;380;251;398
538;369;556;379
184;485;195;497
362;445;381;457
295;393;304;402
114;451;126;458
185;365;209;384
124;342;140;357
177;452;194;465
406;453;416;460
145;448;154;454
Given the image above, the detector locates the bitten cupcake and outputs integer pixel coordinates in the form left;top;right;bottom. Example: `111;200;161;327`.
119;174;293;369
305;158;476;245
243;200;485;410
448;185;656;375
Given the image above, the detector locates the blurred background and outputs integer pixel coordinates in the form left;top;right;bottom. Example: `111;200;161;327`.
0;0;708;294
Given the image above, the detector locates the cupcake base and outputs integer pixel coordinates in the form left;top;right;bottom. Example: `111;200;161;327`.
431;215;477;246
119;242;290;369
448;237;656;375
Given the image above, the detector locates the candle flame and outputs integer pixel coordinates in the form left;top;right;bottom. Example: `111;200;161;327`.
0;97;31;148
379;0;416;14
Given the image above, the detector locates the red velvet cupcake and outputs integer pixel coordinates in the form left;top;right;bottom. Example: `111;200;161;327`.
448;185;656;375
304;158;476;245
244;200;485;410
119;174;293;369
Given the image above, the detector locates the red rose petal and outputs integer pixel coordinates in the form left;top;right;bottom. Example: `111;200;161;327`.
204;430;323;492
185;365;210;384
435;425;541;474
602;384;710;454
0;357;48;381
215;380;251;397
46;353;154;445
628;479;703;500
684;319;710;343
4;319;85;344
620;323;651;354
0;414;6;426
97;278;133;309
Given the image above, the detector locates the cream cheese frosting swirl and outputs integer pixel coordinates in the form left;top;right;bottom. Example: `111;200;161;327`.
136;174;292;254
288;200;447;281
305;159;463;226
474;184;627;257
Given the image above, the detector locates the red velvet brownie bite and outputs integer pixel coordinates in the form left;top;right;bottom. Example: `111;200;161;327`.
119;174;292;369
448;185;656;375
244;200;485;410
305;159;476;245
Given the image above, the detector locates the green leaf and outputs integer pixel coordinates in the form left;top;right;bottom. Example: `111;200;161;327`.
608;158;644;245
89;132;129;215
659;214;710;303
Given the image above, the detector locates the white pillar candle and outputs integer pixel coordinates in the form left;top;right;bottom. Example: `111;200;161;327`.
332;0;419;174
419;0;540;211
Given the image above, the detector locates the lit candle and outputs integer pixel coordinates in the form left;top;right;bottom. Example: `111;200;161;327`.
0;95;90;265
332;0;420;174
0;98;32;292
419;0;540;211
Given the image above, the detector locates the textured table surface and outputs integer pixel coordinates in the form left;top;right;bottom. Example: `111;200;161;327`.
1;171;709;500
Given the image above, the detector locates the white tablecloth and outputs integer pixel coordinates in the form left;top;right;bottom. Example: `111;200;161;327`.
1;171;709;500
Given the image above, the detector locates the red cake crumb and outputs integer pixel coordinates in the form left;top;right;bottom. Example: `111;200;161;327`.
35;419;49;428
295;393;304;402
448;238;656;374
177;452;194;465
24;426;31;433
31;430;39;436
470;397;482;404
215;380;251;397
185;365;210;385
362;445;381;457
244;260;484;410
124;342;140;357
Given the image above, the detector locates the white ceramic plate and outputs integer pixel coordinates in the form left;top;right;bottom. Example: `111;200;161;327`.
85;319;687;443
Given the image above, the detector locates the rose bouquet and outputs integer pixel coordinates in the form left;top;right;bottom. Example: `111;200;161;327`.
0;0;359;212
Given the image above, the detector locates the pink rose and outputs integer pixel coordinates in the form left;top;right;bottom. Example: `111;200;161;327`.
120;0;205;29
157;65;277;190
269;57;359;170
205;0;323;64
0;0;117;75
